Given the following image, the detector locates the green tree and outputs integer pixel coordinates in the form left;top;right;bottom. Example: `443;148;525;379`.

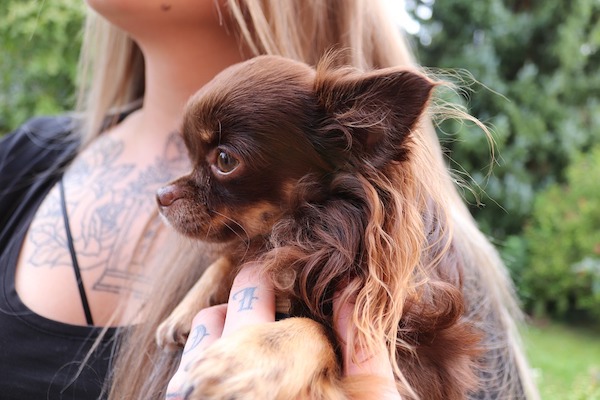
0;0;85;135
407;0;600;319
408;0;600;239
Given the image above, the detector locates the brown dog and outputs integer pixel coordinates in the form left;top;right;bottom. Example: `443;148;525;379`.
155;55;480;399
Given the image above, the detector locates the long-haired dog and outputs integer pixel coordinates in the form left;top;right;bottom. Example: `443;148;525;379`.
155;55;481;399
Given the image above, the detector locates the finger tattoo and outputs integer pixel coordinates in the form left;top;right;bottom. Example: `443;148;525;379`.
183;324;210;355
231;286;259;311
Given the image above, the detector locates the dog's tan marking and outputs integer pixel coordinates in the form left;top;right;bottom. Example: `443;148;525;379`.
182;318;346;400
207;201;282;239
156;257;235;350
197;128;214;144
236;201;283;236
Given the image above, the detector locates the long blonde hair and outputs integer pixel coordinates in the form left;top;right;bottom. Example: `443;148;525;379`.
75;1;538;399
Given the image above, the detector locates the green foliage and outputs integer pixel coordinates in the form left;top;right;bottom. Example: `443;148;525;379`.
0;0;85;135
408;0;600;322
409;0;600;239
522;146;600;320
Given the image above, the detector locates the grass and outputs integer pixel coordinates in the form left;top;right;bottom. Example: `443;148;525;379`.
521;321;600;400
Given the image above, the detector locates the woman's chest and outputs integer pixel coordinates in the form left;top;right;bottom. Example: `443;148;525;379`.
25;134;187;273
14;133;190;324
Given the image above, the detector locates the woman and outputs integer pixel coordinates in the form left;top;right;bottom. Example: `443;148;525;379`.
0;0;538;399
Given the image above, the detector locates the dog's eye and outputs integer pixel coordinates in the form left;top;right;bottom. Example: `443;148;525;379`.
215;150;240;174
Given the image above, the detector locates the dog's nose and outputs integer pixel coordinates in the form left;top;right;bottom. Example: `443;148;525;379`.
156;185;182;207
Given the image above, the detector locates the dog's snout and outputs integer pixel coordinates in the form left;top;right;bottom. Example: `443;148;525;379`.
156;185;182;207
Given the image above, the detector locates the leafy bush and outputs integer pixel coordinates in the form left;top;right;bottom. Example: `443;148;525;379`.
522;146;600;320
0;0;85;135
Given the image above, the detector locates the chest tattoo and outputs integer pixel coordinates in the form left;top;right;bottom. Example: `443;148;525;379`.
26;133;189;295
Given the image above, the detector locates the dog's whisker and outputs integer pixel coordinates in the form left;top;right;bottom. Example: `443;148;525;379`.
204;223;213;241
210;210;250;242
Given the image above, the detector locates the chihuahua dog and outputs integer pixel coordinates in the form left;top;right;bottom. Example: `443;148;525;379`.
156;55;480;399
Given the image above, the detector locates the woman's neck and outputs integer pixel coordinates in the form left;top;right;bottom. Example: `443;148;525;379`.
122;24;246;141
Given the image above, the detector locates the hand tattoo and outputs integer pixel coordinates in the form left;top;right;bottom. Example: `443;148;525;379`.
183;324;210;355
231;287;259;312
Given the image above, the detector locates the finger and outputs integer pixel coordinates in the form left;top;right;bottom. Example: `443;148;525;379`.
333;294;395;381
222;261;275;337
166;304;228;400
179;304;227;369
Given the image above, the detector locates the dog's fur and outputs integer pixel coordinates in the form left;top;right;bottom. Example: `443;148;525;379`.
155;55;481;399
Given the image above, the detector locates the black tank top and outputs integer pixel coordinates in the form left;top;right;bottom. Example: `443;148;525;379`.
0;116;117;399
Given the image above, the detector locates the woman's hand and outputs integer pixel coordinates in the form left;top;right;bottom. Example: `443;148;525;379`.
333;296;402;399
166;263;401;399
165;262;275;398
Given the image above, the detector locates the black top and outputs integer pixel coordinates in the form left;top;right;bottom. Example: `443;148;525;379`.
0;116;116;400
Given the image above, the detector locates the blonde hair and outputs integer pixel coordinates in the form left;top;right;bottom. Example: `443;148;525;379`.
75;1;538;399
76;11;144;146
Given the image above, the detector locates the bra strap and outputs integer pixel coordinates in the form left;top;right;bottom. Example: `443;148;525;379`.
58;178;95;326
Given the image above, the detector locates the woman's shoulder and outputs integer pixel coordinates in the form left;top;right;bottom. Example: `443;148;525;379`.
1;114;79;153
0;114;80;178
0;115;80;233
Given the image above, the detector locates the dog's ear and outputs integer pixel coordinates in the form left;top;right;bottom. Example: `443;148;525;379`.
315;66;435;168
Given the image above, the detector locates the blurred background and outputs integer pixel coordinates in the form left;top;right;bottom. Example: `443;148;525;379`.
1;0;599;398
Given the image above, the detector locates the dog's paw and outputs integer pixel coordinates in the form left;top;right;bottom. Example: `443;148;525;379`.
180;318;343;400
156;312;193;351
